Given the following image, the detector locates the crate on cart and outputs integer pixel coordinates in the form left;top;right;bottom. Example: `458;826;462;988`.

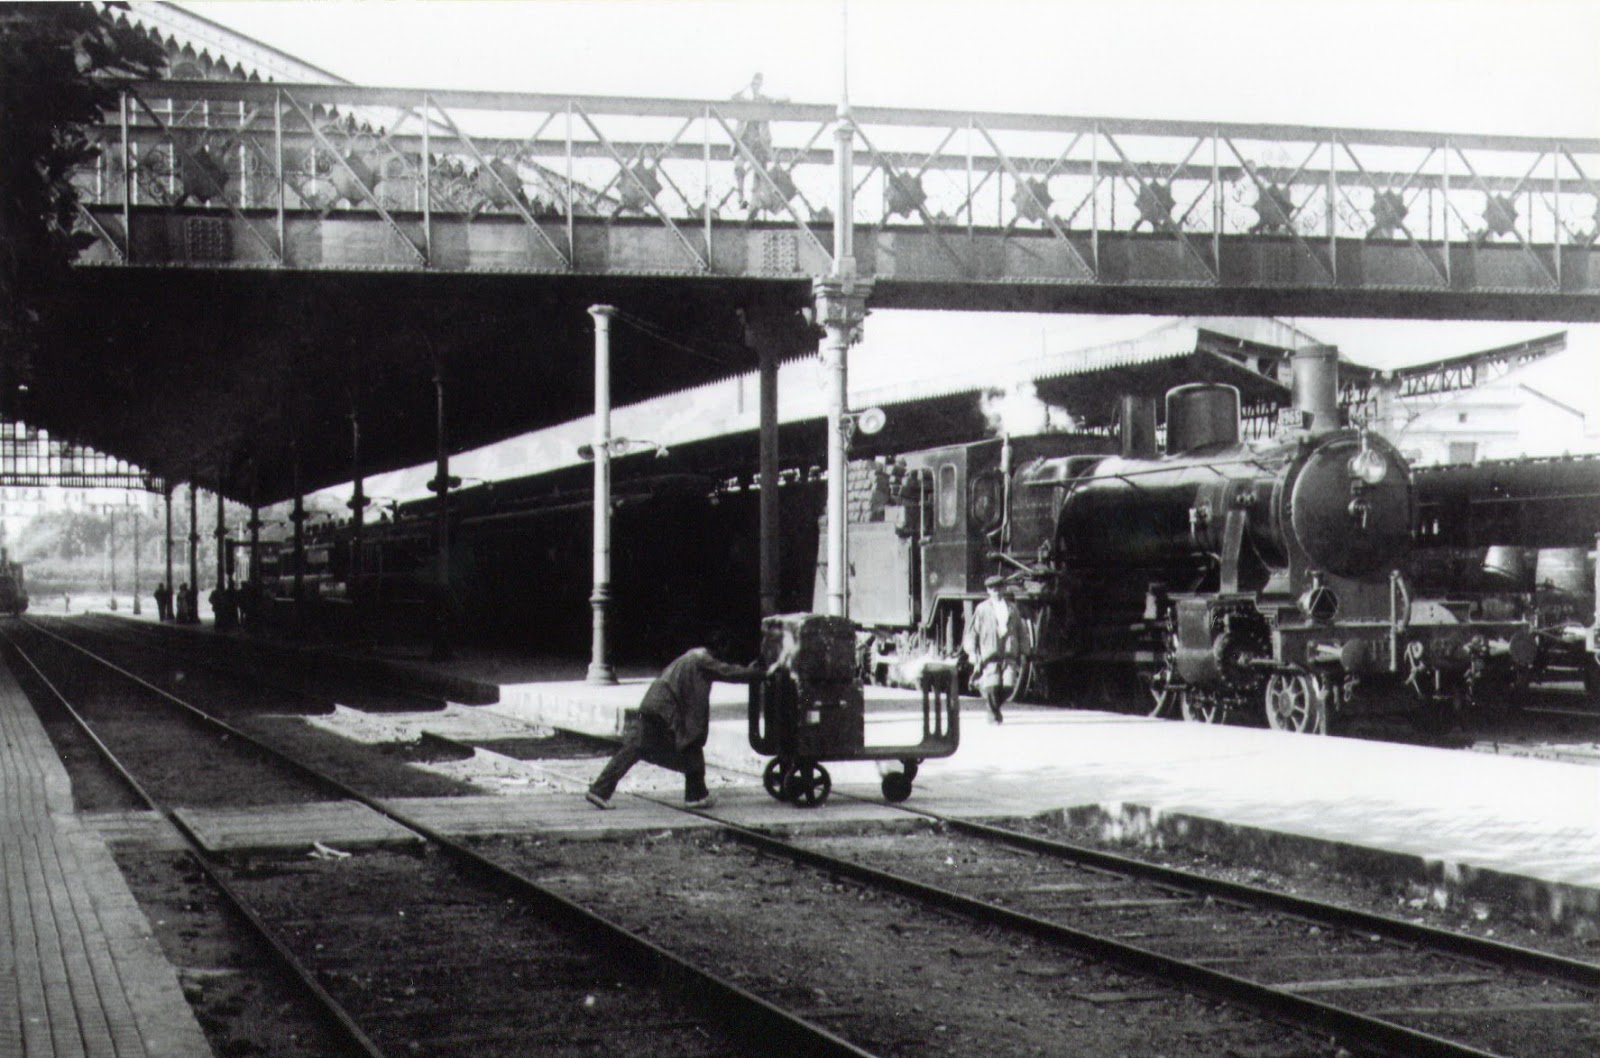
750;612;960;806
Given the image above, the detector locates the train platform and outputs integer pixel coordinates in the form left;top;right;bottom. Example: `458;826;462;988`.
477;676;1600;930
0;653;212;1058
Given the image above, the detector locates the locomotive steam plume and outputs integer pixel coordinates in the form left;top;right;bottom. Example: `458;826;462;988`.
980;380;1073;437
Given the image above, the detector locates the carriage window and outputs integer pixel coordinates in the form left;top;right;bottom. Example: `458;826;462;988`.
969;470;1003;531
937;464;959;528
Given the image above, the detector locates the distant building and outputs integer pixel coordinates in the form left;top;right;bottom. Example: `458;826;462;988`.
1381;336;1600;466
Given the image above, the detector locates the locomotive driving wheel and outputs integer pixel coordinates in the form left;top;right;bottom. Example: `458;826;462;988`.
784;761;832;807
1179;690;1225;724
1264;671;1327;734
1146;669;1179;718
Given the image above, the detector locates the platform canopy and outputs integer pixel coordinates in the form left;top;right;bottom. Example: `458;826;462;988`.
23;266;811;503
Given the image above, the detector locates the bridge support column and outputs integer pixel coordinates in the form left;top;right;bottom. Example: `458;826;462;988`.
811;88;870;619
186;482;199;624
811;278;871;618
586;305;617;684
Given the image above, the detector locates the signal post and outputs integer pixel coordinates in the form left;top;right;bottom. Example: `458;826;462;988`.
814;84;871;618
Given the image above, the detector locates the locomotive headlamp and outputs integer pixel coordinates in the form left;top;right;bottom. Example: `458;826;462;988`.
1348;436;1388;485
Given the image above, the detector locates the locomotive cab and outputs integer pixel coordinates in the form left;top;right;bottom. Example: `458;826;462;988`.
838;432;1115;689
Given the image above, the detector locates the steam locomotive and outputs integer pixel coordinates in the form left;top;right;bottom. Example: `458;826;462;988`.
848;346;1541;731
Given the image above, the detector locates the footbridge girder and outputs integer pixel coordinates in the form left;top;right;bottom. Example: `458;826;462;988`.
70;80;1600;314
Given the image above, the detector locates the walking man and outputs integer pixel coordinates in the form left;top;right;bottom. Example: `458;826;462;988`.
964;574;1023;723
587;631;765;810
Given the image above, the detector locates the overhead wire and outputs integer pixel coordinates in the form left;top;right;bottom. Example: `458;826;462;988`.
609;308;743;368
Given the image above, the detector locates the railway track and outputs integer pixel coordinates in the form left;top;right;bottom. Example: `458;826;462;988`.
13;618;1600;1057
476;780;1596;1058
3;619;876;1058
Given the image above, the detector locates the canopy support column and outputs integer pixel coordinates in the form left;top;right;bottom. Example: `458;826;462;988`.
428;365;457;662
214;487;228;629
586;304;618;684
348;409;368;590
186;482;199;624
741;306;815;618
811;278;870;618
291;449;306;626
163;485;173;622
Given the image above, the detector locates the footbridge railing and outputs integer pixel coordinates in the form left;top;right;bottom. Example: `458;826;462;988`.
71;80;1600;306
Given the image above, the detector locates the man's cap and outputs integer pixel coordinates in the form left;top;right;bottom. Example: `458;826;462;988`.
984;574;1006;589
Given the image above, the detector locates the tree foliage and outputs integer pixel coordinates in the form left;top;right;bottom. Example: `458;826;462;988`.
0;3;164;409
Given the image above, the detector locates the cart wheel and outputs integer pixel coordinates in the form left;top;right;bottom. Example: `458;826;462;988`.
784;762;831;807
763;758;794;802
881;771;913;803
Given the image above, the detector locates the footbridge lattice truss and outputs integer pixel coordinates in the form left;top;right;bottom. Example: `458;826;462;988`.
72;81;1600;318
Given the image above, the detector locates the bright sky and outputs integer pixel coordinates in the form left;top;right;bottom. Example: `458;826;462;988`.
181;0;1600;137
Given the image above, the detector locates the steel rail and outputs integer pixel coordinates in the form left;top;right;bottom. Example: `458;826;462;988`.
677;800;1517;1058
893;807;1600;991
71;613;448;713
16;618;884;1058
0;626;389;1058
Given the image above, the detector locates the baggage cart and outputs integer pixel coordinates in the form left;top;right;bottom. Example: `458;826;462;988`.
750;613;960;806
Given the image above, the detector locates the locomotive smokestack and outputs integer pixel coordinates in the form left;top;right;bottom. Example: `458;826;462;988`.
1291;344;1341;435
1118;395;1158;459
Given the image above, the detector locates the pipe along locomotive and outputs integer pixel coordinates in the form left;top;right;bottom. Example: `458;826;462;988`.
848;345;1552;732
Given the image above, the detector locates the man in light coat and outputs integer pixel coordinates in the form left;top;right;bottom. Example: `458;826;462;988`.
964;575;1022;723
